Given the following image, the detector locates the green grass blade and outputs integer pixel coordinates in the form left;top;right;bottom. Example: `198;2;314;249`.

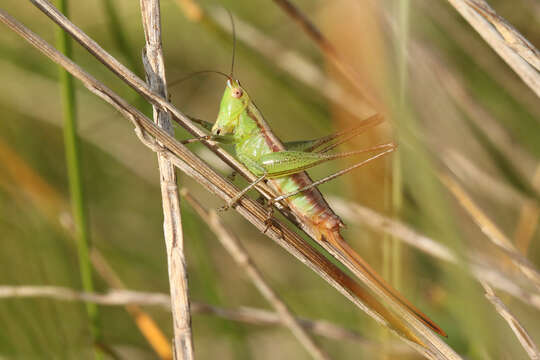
55;0;102;357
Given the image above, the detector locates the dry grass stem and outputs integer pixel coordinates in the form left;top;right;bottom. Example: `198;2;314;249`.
0;8;461;358
0;284;410;352
480;282;540;359
181;189;330;360
445;0;540;97
0;285;169;307
140;1;194;358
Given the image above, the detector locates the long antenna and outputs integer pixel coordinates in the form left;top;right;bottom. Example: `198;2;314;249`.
169;70;230;88
226;9;237;78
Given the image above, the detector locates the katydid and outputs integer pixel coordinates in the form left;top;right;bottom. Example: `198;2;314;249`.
177;16;446;343
181;76;446;342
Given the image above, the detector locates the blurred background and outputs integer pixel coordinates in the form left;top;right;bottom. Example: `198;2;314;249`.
0;0;539;358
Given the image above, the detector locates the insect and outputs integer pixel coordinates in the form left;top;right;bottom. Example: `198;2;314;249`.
179;15;446;345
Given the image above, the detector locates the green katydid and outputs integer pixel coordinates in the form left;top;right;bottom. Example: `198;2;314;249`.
176;16;447;344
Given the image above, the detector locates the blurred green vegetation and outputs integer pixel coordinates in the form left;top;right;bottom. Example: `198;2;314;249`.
0;0;539;359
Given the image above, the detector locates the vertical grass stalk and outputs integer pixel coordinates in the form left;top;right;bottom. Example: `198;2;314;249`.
55;0;101;357
391;0;409;290
382;0;408;314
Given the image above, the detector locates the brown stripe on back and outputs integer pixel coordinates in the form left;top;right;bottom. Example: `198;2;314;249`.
246;104;282;152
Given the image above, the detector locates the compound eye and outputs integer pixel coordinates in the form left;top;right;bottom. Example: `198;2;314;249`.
231;87;243;98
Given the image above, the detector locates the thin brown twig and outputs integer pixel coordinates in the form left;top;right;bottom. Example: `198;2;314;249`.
480;282;540;360
189;303;409;352
140;1;193;358
0;284;409;354
180;189;330;360
445;0;540;97
0;9;459;357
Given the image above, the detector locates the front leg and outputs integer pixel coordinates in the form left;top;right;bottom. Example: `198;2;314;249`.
181;134;234;145
175;115;235;144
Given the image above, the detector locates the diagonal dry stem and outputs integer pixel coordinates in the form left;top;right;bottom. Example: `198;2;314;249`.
514;167;540;255
480;282;540;360
140;1;194;358
445;0;540;97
